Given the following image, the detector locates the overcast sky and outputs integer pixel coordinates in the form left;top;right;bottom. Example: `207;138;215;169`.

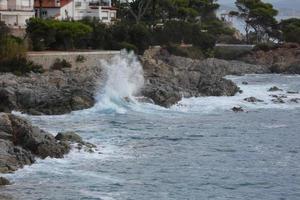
217;0;300;33
218;0;300;18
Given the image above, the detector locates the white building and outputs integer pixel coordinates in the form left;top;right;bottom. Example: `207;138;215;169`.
35;0;117;24
0;0;35;27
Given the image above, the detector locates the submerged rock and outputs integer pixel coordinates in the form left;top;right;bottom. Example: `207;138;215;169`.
232;106;244;112
242;81;249;85
289;98;300;103
0;177;10;186
268;86;283;92
287;91;299;94
244;97;264;103
272;98;285;104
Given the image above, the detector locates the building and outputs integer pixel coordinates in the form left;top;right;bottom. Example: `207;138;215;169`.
34;0;117;23
0;0;35;27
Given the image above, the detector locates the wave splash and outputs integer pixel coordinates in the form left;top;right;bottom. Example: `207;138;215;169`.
92;50;145;114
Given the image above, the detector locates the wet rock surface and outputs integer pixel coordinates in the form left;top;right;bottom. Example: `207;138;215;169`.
0;113;72;173
55;131;97;153
232;106;244;112
268;86;283;92
244;97;264;103
140;48;268;107
0;113;94;174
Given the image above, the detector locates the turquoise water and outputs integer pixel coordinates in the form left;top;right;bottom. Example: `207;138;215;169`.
1;74;300;200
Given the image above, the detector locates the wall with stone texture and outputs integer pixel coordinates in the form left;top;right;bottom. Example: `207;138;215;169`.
27;51;120;70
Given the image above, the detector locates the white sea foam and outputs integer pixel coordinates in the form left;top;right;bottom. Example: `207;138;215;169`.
85;50;145;114
171;74;300;113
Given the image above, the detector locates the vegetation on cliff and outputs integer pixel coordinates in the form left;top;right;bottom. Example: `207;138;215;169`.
0;22;43;75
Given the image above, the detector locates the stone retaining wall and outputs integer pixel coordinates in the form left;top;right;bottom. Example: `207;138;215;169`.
27;51;120;70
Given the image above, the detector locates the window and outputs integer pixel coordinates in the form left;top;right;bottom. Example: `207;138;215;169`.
102;11;108;20
75;2;81;7
110;12;115;18
42;10;47;16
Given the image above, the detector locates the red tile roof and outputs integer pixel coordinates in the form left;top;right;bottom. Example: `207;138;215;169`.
34;0;72;8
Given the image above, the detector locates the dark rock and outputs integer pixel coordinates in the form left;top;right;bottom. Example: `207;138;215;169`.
135;96;154;104
244;97;264;103
287;91;299;94
55;131;83;144
140;47;261;107
242;81;249;85
268;86;283;92
0;113;71;173
272;98;285;104
0;177;10;186
56;131;96;153
232;106;244;112
289;98;300;103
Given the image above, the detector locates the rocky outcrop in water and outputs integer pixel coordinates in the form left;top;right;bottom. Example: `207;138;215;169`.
0;113;94;174
0;113;72;173
241;43;300;74
140;48;268;107
0;66;103;115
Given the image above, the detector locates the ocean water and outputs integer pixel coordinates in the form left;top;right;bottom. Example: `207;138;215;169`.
1;53;300;200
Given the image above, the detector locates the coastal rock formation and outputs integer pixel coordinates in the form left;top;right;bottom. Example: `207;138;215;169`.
0;113;72;173
241;43;300;74
0;47;274;113
140;48;268;107
0;66;103;115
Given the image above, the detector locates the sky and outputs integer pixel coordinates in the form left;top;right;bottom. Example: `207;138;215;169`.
218;0;300;19
217;0;300;33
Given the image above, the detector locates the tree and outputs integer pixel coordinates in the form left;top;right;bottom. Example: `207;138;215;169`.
124;0;152;24
280;18;300;44
231;0;278;43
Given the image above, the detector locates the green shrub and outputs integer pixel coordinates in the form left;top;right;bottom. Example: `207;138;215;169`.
0;36;26;61
214;46;251;60
26;18;92;50
253;43;276;52
166;44;204;59
119;42;138;53
51;59;72;70
128;23;151;54
76;55;86;63
0;57;44;75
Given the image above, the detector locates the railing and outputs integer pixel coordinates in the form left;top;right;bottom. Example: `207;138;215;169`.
89;0;110;7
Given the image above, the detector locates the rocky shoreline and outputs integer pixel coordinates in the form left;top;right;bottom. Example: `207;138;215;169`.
0;113;95;187
0;47;275;114
140;48;269;107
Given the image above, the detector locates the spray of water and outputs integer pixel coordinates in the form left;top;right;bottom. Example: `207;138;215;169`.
93;50;145;113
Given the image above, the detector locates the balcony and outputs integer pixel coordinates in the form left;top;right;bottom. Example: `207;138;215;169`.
88;0;110;7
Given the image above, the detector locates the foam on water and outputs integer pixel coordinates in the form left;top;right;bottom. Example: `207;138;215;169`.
171;74;300;113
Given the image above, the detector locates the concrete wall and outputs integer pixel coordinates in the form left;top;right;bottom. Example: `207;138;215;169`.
27;51;120;70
